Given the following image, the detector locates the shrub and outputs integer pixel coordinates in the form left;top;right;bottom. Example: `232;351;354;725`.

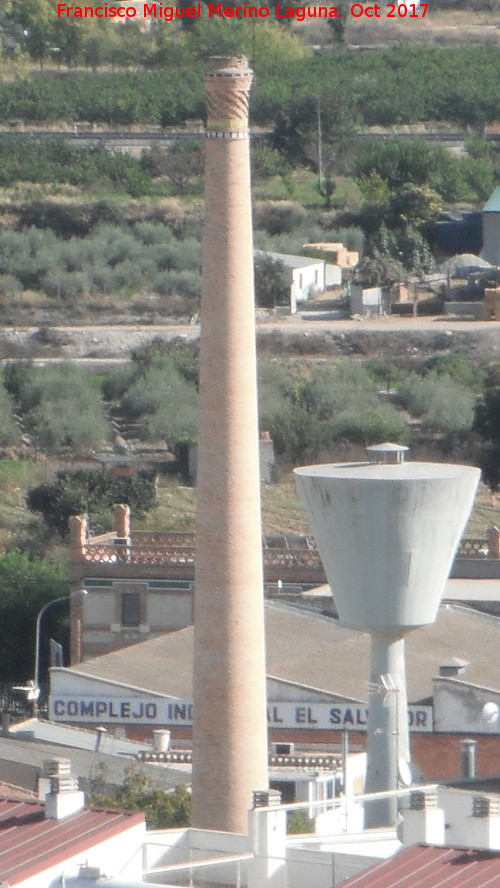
424;354;483;390
41;269;90;302
259;359;408;461
120;360;198;445
330;404;408;446
3;362;35;402
254;255;290;308
255;202;306;236
90;768;191;829
27;468;157;535
9;364;111;454
287;810;314;835
27;399;109;453
251;144;290;182
398;373;476;433
151;270;201;299
0;275;22;301
0;385;20;446
102;365;139;401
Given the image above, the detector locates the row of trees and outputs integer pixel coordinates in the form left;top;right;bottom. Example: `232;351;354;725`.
0;348;498;491
0;131;495;304
0;350;489;465
1;45;500;128
101;346;487;463
0;221;202;305
0;135;152;195
1;0;306;72
4;361;110;453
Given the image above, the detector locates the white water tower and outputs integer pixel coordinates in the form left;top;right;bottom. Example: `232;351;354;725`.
295;457;480;827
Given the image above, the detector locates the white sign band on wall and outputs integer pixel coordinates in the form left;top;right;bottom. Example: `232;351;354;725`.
49;696;433;732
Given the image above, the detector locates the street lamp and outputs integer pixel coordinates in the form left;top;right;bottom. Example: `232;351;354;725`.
34;589;87;708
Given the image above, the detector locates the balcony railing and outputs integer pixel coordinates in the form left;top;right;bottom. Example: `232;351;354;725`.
79;533;498;572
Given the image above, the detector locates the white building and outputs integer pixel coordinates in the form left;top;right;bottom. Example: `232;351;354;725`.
482;187;500;266
52;785;500;888
0;759;146;888
49;602;500;781
256;251;326;313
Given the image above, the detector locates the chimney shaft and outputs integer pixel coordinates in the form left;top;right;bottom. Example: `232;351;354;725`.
191;57;268;834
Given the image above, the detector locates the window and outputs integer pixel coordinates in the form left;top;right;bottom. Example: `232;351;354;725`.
121;592;141;627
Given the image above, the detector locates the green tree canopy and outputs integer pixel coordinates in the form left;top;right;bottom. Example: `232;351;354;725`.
473;367;500;490
0;549;68;684
91;767;191;829
26;468;157;535
254;254;290;308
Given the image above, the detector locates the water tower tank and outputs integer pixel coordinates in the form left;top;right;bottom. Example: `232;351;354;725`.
294;462;480;634
294;460;480;826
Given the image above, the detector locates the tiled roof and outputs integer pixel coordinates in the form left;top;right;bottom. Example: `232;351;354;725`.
0;798;143;885
341;844;500;888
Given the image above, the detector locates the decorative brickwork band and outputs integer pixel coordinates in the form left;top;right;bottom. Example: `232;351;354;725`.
204;56;253;135
206;131;250;140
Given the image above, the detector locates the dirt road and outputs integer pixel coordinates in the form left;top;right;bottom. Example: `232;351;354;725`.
2;316;500;364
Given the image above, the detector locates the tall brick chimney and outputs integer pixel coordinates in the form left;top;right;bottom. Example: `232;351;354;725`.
191;56;268;834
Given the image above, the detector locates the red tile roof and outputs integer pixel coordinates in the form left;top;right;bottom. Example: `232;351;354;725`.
342;845;500;888
0;798;144;885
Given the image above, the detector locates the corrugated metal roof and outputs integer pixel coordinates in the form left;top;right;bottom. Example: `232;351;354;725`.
255;250;323;269
0;798;143;885
341;844;500;888
0;783;36;802
483;188;500;212
62;602;500;706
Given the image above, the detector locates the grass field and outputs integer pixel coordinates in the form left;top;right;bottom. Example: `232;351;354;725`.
147;474;500;540
0;461;496;556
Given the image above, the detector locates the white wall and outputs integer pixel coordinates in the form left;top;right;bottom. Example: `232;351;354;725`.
325;264;342;287
287;846;333;888
433;678;500;734
482;214;500;266
84;589;115;624
144;828;249;886
350;285;383;315
148;592;193;629
290;263;325;312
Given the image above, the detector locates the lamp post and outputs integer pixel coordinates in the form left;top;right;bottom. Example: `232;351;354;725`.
34;589;87;708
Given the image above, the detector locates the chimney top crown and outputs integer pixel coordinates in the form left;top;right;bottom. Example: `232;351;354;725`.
205;55;251;76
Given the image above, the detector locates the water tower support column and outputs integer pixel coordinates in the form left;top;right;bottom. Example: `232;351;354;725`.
365;634;409;828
